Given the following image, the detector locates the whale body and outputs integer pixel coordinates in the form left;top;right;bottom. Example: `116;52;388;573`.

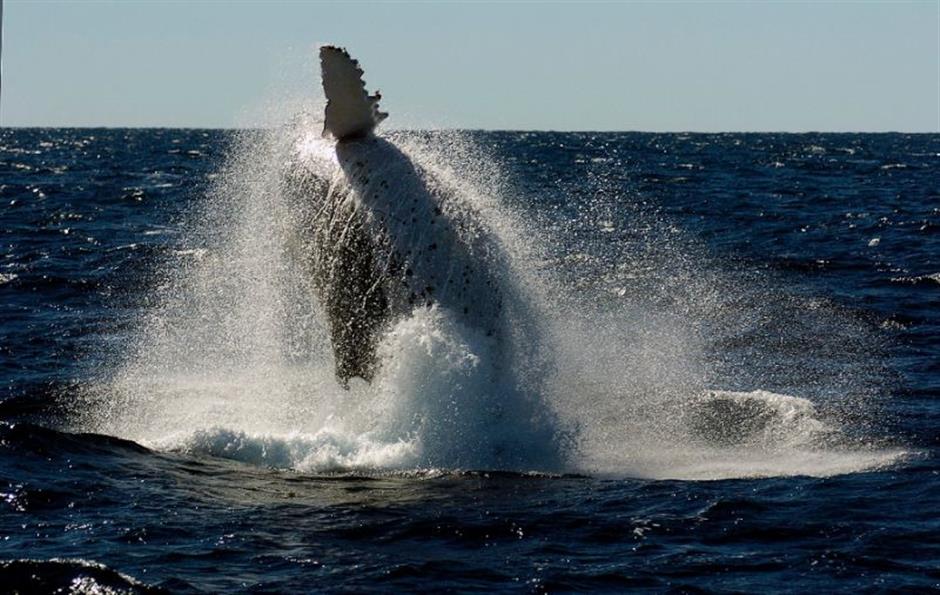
287;46;505;386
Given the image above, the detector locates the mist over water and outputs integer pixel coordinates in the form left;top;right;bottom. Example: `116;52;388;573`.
76;114;906;480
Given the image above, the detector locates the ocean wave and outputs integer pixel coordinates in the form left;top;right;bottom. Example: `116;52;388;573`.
154;426;419;473
686;389;831;449
0;558;164;594
576;389;908;481
891;272;940;286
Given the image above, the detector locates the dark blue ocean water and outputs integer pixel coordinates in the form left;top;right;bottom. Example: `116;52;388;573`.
1;129;938;592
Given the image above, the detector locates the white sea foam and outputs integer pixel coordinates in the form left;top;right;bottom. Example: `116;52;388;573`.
96;306;564;473
154;427;419;472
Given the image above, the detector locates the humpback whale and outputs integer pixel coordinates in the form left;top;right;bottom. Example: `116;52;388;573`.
286;46;505;386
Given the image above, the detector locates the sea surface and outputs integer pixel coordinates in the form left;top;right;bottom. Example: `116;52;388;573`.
1;128;938;592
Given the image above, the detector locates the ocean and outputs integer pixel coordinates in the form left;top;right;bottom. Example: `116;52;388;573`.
1;128;937;592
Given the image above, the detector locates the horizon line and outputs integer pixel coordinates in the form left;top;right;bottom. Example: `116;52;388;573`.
1;125;937;135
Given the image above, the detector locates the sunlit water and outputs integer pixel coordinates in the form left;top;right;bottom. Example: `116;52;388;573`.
1;126;937;592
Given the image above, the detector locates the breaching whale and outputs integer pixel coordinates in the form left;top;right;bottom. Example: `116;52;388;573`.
286;46;505;386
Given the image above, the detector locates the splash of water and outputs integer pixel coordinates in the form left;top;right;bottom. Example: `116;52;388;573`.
78;112;907;480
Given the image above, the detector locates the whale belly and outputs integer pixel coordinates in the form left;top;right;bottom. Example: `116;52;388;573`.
284;158;390;385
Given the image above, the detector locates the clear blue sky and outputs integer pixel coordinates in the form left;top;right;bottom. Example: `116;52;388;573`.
2;1;938;131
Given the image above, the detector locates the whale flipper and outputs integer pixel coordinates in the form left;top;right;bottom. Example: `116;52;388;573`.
320;46;388;140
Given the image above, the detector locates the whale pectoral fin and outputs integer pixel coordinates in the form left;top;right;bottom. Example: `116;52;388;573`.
320;45;388;141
